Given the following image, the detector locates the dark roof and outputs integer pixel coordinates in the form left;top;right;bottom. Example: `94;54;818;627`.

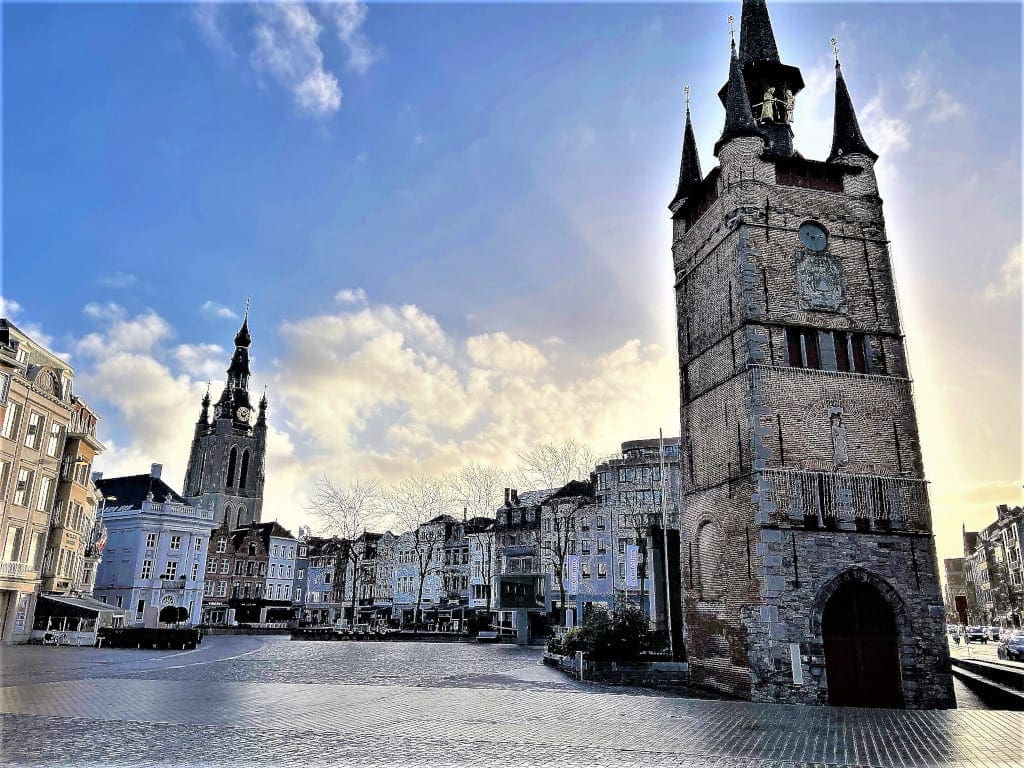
254;521;296;547
670;107;703;210
828;62;877;163
739;0;780;64
963;530;979;557
505;489;558;510
465;516;494;534
547;479;595;501
715;43;763;156
96;474;186;507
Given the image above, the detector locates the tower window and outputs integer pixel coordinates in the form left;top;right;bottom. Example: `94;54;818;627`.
226;447;238;487
786;328;868;373
786;327;819;369
239;450;250;489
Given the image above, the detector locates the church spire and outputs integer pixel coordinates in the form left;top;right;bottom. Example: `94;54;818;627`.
828;59;877;162
738;0;780;63
715;41;762;156
234;300;252;348
670;87;703;210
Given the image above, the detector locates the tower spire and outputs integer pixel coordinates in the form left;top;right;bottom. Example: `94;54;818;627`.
715;40;762;156
738;0;780;63
234;302;252;348
827;58;877;163
670;86;703;210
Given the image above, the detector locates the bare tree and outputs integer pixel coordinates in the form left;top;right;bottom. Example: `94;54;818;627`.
305;476;382;623
612;484;661;617
540;492;593;626
385;477;453;627
445;463;506;617
513;440;597;492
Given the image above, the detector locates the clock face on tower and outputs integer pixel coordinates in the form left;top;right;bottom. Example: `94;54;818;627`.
235;406;251;422
798;221;828;251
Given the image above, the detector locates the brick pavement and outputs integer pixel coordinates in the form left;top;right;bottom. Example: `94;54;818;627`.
1;636;1021;767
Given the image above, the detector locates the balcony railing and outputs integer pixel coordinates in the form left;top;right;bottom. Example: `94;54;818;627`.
161;578;188;590
142;501;215;521
0;561;29;578
501;557;545;575
501;545;536;558
757;468;931;532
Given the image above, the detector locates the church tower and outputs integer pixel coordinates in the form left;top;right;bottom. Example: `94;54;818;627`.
671;0;954;707
183;310;267;529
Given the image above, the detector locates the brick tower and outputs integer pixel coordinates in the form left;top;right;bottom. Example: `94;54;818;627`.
183;310;267;529
670;0;954;707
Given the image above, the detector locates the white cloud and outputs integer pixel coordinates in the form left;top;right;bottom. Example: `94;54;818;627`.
96;271;138;289
466;332;547;373
200;300;239;320
0;296;23;318
174;343;227;381
75;310;173;358
859;94;910;175
192;3;236;59
250;3;341;116
325;0;381;75
83;302;127;322
905;56;964;124
335;288;368;304
984;243;1022;300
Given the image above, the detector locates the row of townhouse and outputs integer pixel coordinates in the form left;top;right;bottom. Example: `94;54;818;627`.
0;320;113;644
944;504;1024;628
88;435;683;636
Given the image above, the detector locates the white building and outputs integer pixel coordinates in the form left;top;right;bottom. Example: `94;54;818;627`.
94;465;212;626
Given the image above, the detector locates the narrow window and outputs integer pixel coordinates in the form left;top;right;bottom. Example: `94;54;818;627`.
239;449;250;489
850;333;867;373
226;447;238;487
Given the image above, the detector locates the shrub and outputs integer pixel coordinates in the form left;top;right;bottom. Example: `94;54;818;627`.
548;605;649;662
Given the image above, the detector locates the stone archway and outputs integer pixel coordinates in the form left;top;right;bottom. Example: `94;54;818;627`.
816;570;906;708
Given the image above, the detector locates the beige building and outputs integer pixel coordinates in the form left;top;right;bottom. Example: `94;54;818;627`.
40;396;105;596
0;320;76;643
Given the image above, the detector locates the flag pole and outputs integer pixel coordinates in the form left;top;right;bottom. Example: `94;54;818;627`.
659;428;675;660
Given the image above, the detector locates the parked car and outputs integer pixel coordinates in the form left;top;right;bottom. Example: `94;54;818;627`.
997;631;1024;661
965;626;988;643
989;626;1003;641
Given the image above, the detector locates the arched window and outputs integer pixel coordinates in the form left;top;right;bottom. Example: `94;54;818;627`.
239;449;250;489
196;449;208;494
226;447;238;487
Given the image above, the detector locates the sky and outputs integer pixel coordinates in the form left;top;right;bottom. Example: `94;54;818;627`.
2;2;1020;562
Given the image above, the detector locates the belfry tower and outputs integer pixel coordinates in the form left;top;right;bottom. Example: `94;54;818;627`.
183;309;267;529
671;0;954;707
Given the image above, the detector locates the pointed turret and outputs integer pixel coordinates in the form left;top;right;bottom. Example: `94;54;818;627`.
670;101;703;209
828;61;877;163
257;387;268;426
715;42;763;156
234;312;252;348
738;0;779;63
198;386;211;425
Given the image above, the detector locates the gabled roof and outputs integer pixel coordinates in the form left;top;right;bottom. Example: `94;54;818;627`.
254;521;296;543
547;479;595;501
96;474;186;508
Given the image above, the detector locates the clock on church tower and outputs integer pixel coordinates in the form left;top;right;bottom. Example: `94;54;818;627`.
182;308;268;531
668;0;954;709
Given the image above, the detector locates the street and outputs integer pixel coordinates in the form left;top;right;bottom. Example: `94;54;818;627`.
1;635;1022;767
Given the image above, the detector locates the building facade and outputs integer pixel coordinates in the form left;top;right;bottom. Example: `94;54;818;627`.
670;0;953;706
183;313;267;529
41;397;105;595
0;320;76;643
962;506;1024;628
94;467;211;626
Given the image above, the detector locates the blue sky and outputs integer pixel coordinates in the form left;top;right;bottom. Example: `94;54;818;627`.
2;2;1021;558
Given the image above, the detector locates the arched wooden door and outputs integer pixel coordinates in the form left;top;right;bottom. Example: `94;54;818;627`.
822;581;904;708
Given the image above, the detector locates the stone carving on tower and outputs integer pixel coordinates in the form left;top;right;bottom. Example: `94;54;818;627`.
183;306;267;529
670;0;954;708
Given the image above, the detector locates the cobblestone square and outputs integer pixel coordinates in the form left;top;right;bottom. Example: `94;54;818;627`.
1;636;1021;767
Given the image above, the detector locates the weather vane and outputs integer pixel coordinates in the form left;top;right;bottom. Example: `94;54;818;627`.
728;15;736;44
684;84;691;111
245;295;252;315
830;36;840;65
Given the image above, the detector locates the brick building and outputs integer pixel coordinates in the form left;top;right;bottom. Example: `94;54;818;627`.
202;521;270;624
670;0;953;706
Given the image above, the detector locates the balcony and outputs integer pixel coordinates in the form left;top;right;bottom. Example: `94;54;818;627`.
757;468;931;532
501;545;536;558
501;557;544;576
0;561;29;578
161;578;188;591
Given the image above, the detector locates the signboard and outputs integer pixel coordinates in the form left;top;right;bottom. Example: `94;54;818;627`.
13;593;29;634
625;546;640;589
497;575;546;610
566;555;580;595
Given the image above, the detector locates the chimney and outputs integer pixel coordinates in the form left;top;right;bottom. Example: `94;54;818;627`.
511;489;519;504
150;463;163;479
504;487;510;506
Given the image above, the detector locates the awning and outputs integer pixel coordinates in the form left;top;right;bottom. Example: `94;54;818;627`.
37;594;126;618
